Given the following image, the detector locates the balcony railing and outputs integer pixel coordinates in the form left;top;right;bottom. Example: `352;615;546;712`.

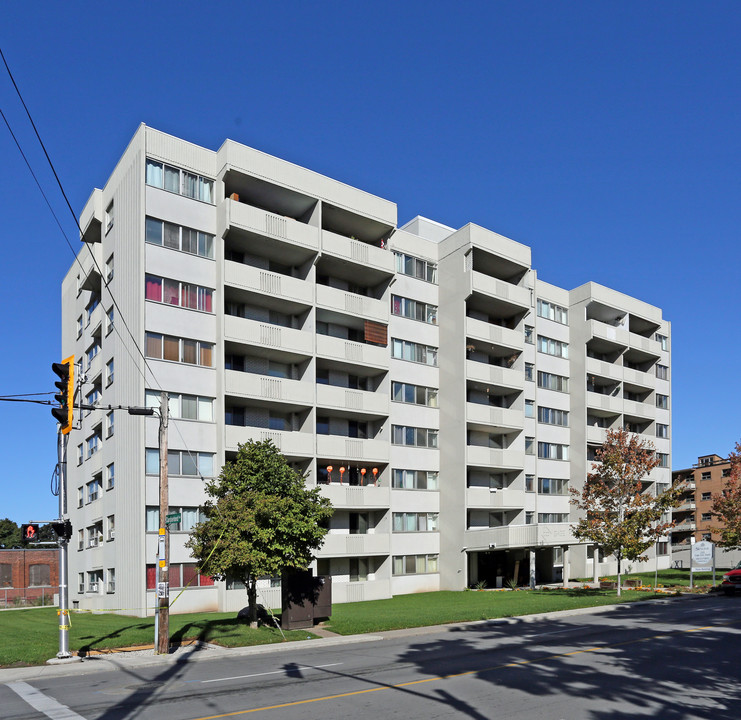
463;522;577;550
322;230;395;275
224;316;313;357
319;484;390;508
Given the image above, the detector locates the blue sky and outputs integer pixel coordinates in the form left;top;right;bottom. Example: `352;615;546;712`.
1;2;739;523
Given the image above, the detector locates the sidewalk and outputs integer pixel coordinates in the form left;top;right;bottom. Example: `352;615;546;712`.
0;591;710;684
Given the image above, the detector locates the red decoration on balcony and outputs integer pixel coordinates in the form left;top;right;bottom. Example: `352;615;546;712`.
339;466;345;485
360;468;367;486
326;465;333;483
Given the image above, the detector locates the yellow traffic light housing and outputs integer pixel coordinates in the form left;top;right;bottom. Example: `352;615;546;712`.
52;355;75;434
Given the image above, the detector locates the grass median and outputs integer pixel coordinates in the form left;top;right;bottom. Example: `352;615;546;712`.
1;586;668;668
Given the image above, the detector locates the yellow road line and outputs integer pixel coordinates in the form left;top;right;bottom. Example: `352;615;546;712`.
186;620;738;720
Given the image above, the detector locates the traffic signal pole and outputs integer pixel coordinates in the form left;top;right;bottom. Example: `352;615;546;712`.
56;430;72;659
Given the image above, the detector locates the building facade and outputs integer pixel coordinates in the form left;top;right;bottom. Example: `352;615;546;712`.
0;549;59;606
62;125;672;615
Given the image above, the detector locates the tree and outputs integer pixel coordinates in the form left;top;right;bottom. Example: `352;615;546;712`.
0;518;21;548
711;441;741;550
570;428;679;595
186;440;333;626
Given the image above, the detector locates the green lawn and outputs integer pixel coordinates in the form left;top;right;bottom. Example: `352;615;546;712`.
323;588;659;635
577;569;718;588
0;609;313;668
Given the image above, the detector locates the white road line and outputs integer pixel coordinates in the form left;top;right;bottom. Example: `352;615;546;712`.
6;681;86;720
201;662;342;684
525;629;573;638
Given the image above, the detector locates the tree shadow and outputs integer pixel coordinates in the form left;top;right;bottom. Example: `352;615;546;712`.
75;621;151;656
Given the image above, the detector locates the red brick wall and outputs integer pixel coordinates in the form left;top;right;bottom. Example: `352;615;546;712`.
0;549;59;604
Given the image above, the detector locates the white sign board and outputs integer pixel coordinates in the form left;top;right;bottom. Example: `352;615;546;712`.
157;582;169;599
691;540;714;570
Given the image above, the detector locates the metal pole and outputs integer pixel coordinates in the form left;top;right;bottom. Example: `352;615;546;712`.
56;431;72;658
156;392;170;654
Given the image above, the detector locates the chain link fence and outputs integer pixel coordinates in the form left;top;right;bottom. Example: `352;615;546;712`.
1;586;57;608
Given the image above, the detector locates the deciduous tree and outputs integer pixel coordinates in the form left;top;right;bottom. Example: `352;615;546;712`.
186;440;333;626
570;428;678;595
711;441;741;550
0;518;20;548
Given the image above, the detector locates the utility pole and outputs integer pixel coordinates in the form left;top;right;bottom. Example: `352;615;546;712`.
55;430;73;660
157;392;170;654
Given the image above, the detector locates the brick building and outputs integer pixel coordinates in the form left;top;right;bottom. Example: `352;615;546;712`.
0;549;59;606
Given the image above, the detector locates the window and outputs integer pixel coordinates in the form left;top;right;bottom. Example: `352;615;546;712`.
145;332;214;367
525;437;535;455
525;363;534;381
723;468;731;477
349;557;369;583
27;564;50;588
538;478;569;495
87;522;103;548
107;568;116;594
106;359;114;386
77;530;84;551
657;453;670;468
105;254;114;281
656;364;669;380
656;542;669;556
86;477;101;503
86;296;99;325
77;315;83;338
78;572;85;593
392;469;439;490
107;515;115;541
538;513;569;523
146;159;213;203
538;442;569;460
85;387;100;409
392;512;439;532
655;333;668;351
394;252;437;283
392;382;438;407
538;406;568;426
538;371;568;393
106;411;114;438
656;394;669;410
391;338;438;366
145;391;214;421
656;424;669;439
77;487;83;508
537;299;568;324
0;564;12;588
525;400;534;418
524;325;534;344
145;448;214;478
145;274;213;312
106;307;114;335
392;425;438;448
525;511;534;525
146;506;204;532
86;340;101;369
77;444;83;465
86;432;101;458
87;570;103;593
391;295;437;324
701;513;712;522
701;471;711;481
105;201;114;233
145;216;215;259
106;463;115;490
701;492;711;501
525;474;534;492
537;335;568;358
392;554;438;575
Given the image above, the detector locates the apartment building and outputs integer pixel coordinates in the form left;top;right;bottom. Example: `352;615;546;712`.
62;125;672;615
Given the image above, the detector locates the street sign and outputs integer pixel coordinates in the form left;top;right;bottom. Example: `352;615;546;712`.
157;582;169;599
692;540;714;569
165;513;181;525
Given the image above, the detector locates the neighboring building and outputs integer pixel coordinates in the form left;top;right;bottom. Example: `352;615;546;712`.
61;125;672;615
0;549;59;606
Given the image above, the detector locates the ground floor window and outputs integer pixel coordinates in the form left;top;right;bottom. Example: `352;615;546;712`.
146;564;214;589
392;554;438;575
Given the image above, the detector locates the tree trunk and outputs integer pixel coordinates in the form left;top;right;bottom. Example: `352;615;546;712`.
616;553;622;597
248;576;258;628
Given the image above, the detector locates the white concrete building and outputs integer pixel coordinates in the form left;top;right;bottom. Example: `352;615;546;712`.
61;125;672;615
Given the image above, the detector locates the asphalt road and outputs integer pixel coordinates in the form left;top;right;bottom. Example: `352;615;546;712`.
2;595;740;720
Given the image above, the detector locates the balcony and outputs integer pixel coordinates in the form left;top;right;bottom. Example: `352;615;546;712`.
464;523;577;550
321;230;395;276
623;367;654;390
586;391;623;415
465;360;523;390
224;261;314;307
629;333;662;357
586;425;609;445
586;357;622;383
224;316;313;357
316;435;389;462
319;533;390;557
466;403;524;432
622;399;656;421
316;384;389;417
469;271;531;310
316;334;388;370
466;317;522;351
224;371;314;407
467;446;524;470
219;197;319;253
319;484;390;508
316;284;387;323
588;319;629;349
225;426;314;457
466;487;526;510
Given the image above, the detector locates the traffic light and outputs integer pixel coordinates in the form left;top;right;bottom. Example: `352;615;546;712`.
21;524;40;543
51;520;73;540
51;355;75;434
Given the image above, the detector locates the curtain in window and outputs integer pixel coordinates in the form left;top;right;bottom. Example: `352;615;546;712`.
145;275;162;302
198;397;213;421
146;161;163;188
199;343;213;367
145;333;162;359
145;218;163;245
164;222;179;249
163;335;179;362
164;165;180;193
163;279;181;305
182;339;197;364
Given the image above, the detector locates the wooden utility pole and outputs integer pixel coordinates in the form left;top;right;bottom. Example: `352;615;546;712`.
157;392;170;654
